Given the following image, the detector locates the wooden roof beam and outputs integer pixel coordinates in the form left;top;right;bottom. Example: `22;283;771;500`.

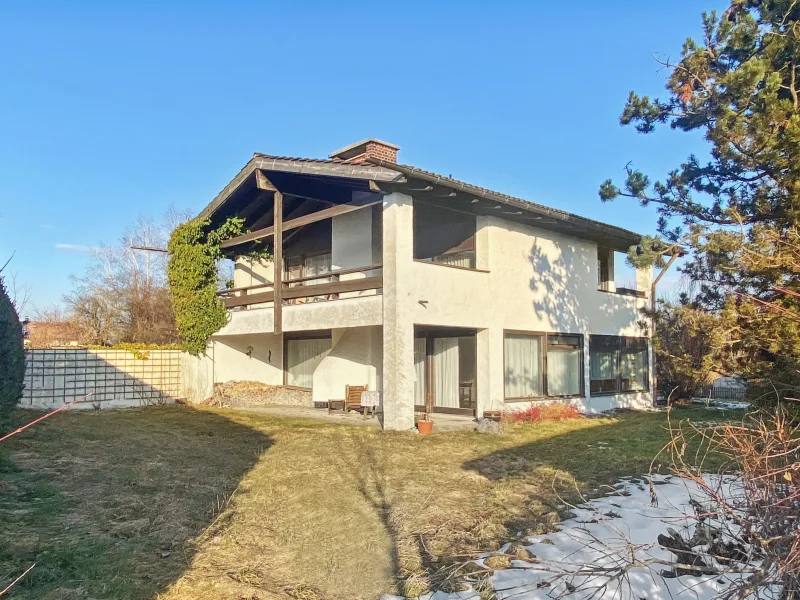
220;200;382;249
256;169;277;192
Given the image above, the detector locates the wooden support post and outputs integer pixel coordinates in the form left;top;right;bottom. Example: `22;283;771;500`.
273;189;283;335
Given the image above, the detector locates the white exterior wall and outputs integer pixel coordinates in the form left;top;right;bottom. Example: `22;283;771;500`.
284;296;382;331
233;257;273;290
399;214;653;415
216;296;382;337
212;334;284;385
312;326;382;405
181;351;215;403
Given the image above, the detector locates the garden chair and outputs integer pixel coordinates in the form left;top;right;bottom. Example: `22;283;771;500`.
327;384;367;414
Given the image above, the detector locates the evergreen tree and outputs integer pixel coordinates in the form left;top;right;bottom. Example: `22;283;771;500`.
601;1;800;398
0;273;25;427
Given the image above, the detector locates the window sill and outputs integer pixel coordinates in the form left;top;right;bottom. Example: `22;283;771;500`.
413;259;489;274
504;395;582;403
597;287;647;299
589;389;649;397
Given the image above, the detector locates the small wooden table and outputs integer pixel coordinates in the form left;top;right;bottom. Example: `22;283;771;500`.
360;391;381;418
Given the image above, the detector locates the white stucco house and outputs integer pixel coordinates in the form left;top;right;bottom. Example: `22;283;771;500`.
198;139;655;430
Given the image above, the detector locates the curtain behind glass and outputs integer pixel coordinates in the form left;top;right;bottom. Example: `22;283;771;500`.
432;250;475;269
504;335;542;398
303;254;332;285
547;347;580;396
414;338;426;406
590;349;618;394
286;338;331;388
433;337;459;408
621;348;647;391
590;350;617;380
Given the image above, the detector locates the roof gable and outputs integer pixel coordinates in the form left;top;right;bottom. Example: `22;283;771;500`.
197;153;643;251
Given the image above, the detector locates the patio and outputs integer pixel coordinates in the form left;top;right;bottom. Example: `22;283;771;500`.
232;404;479;432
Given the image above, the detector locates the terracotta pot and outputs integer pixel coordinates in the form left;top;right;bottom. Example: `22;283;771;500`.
417;420;434;435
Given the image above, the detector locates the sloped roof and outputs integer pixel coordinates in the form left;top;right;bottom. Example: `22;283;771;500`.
365;158;642;247
197;152;643;249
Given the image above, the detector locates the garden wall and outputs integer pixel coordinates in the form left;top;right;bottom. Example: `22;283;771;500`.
20;349;192;410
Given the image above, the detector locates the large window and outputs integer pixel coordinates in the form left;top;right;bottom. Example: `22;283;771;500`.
284;334;332;388
414;202;476;269
414;330;477;413
547;334;582;396
504;332;583;400
590;335;649;394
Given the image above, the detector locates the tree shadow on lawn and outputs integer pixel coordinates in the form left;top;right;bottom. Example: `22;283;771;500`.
0;404;272;600
466;417;670;487
327;414;691;598
462;411;728;536
332;434;457;598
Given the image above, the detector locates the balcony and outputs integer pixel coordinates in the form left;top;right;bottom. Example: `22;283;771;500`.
214;264;383;336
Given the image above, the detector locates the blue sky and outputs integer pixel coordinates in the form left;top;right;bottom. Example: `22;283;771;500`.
0;1;722;311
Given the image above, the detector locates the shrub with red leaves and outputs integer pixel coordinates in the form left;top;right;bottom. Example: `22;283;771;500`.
503;402;581;423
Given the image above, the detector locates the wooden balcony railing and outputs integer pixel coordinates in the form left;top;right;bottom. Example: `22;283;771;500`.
217;264;383;310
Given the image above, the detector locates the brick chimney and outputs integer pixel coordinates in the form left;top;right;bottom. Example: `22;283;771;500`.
329;138;400;164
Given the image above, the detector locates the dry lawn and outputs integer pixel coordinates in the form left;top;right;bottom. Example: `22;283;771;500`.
0;405;728;599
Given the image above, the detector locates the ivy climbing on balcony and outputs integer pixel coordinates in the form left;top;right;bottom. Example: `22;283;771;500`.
167;217;269;356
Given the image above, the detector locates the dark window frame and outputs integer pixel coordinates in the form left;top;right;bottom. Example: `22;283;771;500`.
597;246;611;291
503;330;585;402
283;250;333;284
589;335;650;395
413;201;479;270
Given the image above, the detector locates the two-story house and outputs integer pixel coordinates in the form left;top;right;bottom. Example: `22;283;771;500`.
198;139;654;430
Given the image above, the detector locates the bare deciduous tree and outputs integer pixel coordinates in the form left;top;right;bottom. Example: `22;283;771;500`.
64;209;191;345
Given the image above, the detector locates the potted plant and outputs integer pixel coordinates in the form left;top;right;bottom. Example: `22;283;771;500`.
417;392;434;435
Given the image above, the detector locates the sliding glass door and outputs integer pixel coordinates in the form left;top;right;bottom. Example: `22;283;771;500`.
414;330;477;415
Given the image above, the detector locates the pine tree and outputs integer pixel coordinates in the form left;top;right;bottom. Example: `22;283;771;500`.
601;1;800;398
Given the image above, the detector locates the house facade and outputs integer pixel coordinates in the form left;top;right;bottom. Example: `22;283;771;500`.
200;139;654;430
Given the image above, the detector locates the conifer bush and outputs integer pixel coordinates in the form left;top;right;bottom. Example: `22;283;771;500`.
0;274;24;427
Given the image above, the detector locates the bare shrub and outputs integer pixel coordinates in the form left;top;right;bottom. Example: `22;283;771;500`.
663;406;800;598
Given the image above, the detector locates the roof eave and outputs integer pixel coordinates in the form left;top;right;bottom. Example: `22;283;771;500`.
365;157;644;249
196;155;405;221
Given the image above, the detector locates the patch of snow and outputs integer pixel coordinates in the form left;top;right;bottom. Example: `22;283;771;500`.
710;401;750;411
388;474;775;600
690;398;750;411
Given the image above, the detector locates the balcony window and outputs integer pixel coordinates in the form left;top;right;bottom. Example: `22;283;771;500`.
597;247;612;291
284;253;332;285
414;202;476;269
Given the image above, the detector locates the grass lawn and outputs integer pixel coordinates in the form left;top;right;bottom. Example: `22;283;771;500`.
0;405;732;599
